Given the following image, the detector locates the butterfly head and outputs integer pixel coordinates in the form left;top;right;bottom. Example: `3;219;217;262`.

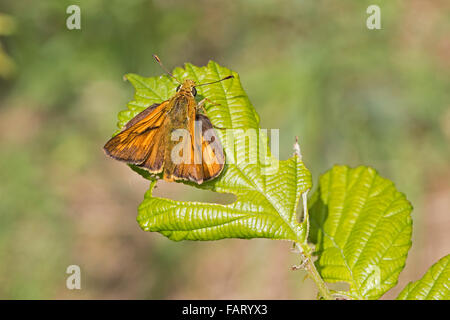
176;79;197;97
152;54;233;99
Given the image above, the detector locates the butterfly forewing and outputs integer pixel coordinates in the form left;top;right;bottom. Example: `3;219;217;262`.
103;101;169;170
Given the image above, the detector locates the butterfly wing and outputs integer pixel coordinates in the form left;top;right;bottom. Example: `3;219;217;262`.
103;101;169;173
197;114;225;181
168;113;225;184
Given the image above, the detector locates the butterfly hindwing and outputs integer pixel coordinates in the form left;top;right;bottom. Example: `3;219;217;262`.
168;113;225;184
197;114;225;181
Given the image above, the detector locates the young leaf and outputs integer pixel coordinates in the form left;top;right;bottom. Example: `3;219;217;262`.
308;165;413;300
397;254;449;300
115;61;312;242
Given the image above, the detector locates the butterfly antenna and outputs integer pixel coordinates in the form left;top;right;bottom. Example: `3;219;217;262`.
153;54;181;83
195;75;234;87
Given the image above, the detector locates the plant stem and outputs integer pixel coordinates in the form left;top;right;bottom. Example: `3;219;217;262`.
293;141;333;299
294;189;334;300
295;242;334;300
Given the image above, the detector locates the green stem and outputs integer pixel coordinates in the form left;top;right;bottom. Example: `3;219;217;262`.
295;242;334;300
295;190;334;300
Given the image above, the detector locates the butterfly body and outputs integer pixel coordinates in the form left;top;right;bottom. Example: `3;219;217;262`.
104;79;225;184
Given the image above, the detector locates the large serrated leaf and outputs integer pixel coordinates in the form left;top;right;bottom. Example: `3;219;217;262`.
114;61;312;242
309;165;413;299
397;254;449;300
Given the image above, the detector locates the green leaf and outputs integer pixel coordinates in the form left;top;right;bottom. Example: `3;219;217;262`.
309;165;413;300
397;254;450;300
115;61;312;242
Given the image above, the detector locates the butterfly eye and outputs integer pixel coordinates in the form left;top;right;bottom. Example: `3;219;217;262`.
176;84;181;92
191;87;197;96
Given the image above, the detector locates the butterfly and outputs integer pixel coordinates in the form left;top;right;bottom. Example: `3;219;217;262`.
103;55;233;184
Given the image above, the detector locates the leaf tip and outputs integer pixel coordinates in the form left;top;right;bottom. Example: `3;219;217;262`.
123;73;137;82
293;136;302;160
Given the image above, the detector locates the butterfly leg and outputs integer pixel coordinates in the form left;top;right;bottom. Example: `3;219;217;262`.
197;98;227;130
196;97;217;113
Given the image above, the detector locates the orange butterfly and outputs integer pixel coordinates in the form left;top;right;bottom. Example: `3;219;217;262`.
104;55;233;184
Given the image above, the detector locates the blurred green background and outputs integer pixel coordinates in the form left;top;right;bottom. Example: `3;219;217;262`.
0;0;449;299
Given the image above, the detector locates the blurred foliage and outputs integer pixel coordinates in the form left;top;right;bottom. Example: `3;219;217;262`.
0;13;15;78
0;0;449;299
